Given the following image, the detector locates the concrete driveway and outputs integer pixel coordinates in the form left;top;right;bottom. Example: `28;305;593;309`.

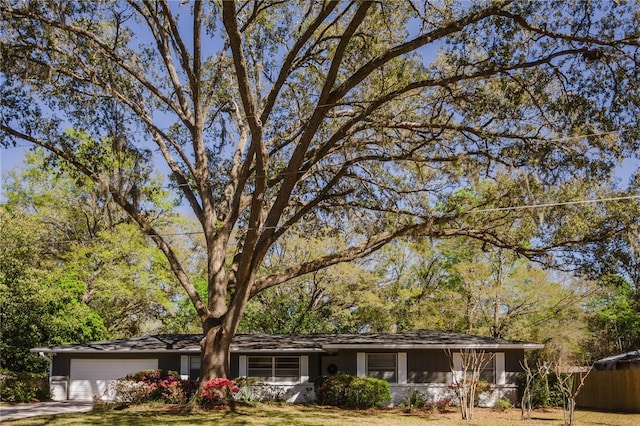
0;401;93;422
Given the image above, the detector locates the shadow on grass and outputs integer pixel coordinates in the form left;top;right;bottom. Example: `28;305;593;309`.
6;405;638;426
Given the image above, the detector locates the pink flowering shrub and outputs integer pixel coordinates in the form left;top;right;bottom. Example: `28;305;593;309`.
120;370;193;404
434;397;451;413
199;378;240;408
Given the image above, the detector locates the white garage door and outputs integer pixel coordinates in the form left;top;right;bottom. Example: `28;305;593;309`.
69;358;158;400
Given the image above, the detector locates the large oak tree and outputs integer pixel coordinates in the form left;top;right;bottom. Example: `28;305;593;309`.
2;0;639;385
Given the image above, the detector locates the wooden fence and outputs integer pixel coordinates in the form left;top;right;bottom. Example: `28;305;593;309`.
575;369;640;413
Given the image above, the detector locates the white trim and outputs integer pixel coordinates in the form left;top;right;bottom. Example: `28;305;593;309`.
239;355;247;377
231;348;325;353
300;355;309;383
180;355;189;380
495;352;506;385
322;343;543;350
32;344;543;354
356;352;366;378
397;352;407;384
452;352;463;382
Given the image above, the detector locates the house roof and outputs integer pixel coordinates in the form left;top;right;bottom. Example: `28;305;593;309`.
31;330;543;354
594;349;640;370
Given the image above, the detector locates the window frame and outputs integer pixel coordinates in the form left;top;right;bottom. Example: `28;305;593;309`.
365;353;398;383
480;356;496;384
247;355;301;384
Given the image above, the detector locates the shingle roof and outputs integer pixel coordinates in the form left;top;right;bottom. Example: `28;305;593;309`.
31;330;543;354
594;349;640;370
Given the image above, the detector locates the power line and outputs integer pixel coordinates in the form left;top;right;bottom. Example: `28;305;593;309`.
468;194;640;214
2;193;638;249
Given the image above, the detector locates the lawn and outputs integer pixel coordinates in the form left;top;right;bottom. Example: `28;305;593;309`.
4;404;640;426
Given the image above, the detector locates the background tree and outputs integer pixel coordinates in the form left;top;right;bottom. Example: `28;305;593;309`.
575;202;640;359
1;149;186;347
0;207;107;372
360;238;592;352
2;0;639;386
239;233;375;333
584;274;640;360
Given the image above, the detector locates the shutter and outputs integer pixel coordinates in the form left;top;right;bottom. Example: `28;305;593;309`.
397;352;407;384
300;355;309;383
356;352;366;377
495;353;506;385
452;352;463;382
180;355;189;380
239;355;247;377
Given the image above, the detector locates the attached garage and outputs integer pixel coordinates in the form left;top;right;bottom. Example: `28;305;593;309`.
31;334;202;401
69;358;158;400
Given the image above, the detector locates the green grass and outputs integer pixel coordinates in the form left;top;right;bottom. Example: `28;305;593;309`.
4;404;640;425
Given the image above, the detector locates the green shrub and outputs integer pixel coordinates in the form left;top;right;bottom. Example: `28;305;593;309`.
0;372;50;402
516;371;566;408
315;374;351;406
346;377;390;409
400;389;429;410
315;375;390;409
493;397;513;411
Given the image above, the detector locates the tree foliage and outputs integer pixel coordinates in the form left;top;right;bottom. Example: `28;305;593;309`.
0;207;107;372
1;0;639;382
585;274;640;360
0;149;194;373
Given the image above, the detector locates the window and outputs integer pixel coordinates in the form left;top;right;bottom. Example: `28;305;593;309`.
247;356;272;379
480;357;495;383
189;356;201;381
366;353;397;383
452;352;504;385
247;356;300;383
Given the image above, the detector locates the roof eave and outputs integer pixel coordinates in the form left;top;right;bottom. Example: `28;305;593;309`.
322;343;544;350
30;347;326;354
30;348;203;354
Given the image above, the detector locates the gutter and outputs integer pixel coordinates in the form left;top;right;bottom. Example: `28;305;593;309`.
321;343;545;350
30;347;326;354
38;351;54;378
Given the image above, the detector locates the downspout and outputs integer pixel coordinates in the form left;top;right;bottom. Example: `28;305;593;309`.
38;351;53;377
38;352;55;399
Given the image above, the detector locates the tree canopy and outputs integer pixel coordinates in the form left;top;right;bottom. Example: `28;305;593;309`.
1;0;639;382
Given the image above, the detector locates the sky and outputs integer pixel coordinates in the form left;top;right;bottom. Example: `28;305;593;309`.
2;139;638;206
2;3;639;202
0;145;24;201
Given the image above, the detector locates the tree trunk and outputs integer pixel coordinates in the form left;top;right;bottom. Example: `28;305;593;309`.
568;398;576;426
199;323;234;384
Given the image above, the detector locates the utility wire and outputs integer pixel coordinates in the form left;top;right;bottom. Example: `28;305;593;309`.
469;194;640;214
2;193;638;248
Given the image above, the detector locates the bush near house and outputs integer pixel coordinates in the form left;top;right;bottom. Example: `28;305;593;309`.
199;378;240;408
107;370;195;406
124;370;195;404
104;370;244;410
315;374;391;409
0;371;50;402
400;389;451;413
516;371;566;408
